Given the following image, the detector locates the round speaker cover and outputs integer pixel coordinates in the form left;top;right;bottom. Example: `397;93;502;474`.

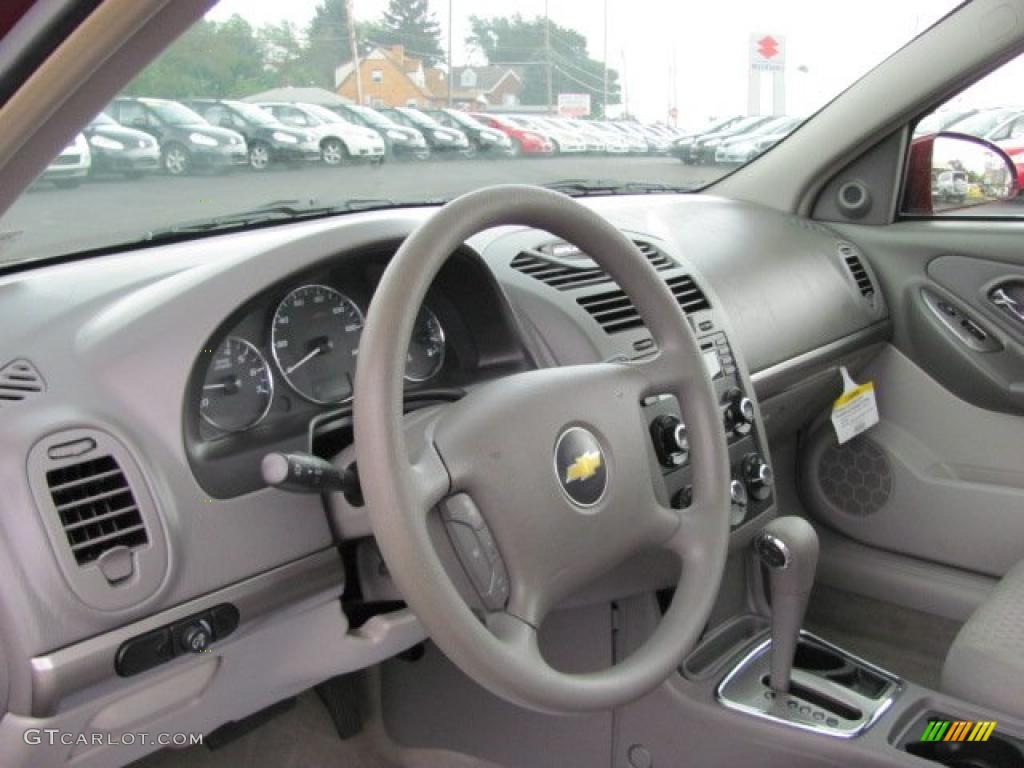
818;436;892;516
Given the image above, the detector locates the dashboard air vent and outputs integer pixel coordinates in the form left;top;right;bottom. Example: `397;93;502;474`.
510;240;673;291
577;274;711;334
45;454;148;565
0;359;44;408
839;243;875;298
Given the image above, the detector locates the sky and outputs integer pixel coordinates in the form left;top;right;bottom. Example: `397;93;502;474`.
208;0;965;125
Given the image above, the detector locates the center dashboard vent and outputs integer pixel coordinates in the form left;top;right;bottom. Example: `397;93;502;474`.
46;454;148;565
510;240;674;291
578;275;711;334
838;242;875;299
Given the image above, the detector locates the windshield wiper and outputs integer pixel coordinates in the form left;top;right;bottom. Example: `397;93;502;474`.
143;198;409;240
543;179;699;196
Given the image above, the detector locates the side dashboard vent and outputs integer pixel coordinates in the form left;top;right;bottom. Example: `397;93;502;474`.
577;274;711;334
46;454;148;565
510;240;673;291
838;243;875;299
0;359;44;407
29;428;168;610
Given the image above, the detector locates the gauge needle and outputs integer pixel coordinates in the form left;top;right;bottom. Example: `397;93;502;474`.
203;383;228;391
286;346;322;375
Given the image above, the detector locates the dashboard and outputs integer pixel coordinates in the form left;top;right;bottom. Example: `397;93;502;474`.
0;194;890;724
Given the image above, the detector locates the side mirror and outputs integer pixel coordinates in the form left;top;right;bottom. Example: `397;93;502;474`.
903;131;1019;214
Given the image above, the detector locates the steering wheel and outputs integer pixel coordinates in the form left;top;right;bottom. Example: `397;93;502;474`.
353;185;731;713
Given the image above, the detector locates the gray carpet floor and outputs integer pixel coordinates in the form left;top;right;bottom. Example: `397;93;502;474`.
131;688;502;768
804;583;962;690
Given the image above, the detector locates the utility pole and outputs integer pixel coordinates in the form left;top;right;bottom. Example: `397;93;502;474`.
447;0;453;106
545;0;552;113
602;0;608;117
345;0;363;105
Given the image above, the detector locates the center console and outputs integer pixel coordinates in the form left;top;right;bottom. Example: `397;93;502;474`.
644;329;772;529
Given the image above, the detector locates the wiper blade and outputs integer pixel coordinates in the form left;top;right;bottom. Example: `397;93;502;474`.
143;198;404;240
543;179;697;196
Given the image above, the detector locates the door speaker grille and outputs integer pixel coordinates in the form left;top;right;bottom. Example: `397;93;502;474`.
818;437;892;516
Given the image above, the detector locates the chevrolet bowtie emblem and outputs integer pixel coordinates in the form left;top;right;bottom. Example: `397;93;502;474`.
565;450;602;483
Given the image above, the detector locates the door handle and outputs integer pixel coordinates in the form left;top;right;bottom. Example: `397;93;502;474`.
990;282;1024;326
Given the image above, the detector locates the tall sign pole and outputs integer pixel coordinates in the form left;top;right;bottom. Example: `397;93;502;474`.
345;0;363;105
602;0;608;116
545;0;553;112
447;0;453;106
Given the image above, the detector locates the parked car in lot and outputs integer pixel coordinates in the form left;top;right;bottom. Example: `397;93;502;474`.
426;109;514;157
83;112;160;178
468;113;553;155
579;121;631;154
913;107;980;135
671;115;745;161
689;115;776;164
186;99;320;170
379;107;472;157
330;104;429;160
595;121;648;153
38;133;90;188
255;102;385;165
946;106;1024;142
548;117;607;153
714;116;803;164
504;115;586;155
107;97;248;176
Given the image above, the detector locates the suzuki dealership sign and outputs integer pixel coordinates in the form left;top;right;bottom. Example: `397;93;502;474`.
750;34;786;72
748;33;786;116
557;93;591;118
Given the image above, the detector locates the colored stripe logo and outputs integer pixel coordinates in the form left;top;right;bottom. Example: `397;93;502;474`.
920;720;997;742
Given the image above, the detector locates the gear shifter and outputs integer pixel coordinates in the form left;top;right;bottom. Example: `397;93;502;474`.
754;517;819;693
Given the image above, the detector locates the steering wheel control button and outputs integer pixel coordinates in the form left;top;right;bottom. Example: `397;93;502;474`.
650;414;690;468
179;619;213;653
442;495;509;611
553;427;608;508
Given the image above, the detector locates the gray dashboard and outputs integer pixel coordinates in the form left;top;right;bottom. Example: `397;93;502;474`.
0;192;888;717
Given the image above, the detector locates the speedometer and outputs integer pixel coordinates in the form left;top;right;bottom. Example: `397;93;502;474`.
271;284;364;404
200;337;273;432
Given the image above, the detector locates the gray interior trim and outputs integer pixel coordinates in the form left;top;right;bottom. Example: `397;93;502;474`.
28;548;342;717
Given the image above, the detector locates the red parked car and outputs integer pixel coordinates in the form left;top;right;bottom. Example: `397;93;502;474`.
468;113;553;156
995;138;1024;189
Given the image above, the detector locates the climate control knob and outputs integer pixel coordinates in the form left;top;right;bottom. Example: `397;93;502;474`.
743;453;774;500
650;414;690;468
724;388;755;436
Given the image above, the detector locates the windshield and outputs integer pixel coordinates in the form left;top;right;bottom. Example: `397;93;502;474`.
144;99;206;125
230;102;281;126
0;0;962;267
946;108;1018;138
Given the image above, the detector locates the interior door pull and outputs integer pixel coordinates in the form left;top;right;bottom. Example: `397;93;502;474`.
990;284;1024;326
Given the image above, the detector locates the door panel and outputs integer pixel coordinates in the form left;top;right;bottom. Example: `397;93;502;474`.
801;345;1024;577
800;221;1024;579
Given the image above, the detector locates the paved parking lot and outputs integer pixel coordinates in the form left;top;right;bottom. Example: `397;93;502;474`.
0;156;717;265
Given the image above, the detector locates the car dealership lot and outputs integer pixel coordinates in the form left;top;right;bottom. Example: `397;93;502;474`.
1;157;712;264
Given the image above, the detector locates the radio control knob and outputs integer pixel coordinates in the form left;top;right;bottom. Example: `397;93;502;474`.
724;388;755;436
743;453;774;500
650;415;689;468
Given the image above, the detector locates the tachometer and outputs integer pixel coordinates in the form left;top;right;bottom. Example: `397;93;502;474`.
272;284;364;404
200;337;273;432
405;306;446;382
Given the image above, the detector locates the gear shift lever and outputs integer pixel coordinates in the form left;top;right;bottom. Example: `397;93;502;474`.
754;517;819;693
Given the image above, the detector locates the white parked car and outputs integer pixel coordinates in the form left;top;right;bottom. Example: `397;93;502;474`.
506;116;586;154
39;133;91;188
258;102;386;165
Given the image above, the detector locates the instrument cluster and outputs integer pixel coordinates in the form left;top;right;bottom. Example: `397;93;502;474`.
198;282;447;435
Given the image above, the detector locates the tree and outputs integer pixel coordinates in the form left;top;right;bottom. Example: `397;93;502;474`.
468;14;621;116
123;16;273;98
305;0;354;89
260;21;320;87
372;0;445;67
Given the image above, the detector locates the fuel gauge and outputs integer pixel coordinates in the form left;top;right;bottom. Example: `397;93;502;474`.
405;306;446;383
199;337;274;432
